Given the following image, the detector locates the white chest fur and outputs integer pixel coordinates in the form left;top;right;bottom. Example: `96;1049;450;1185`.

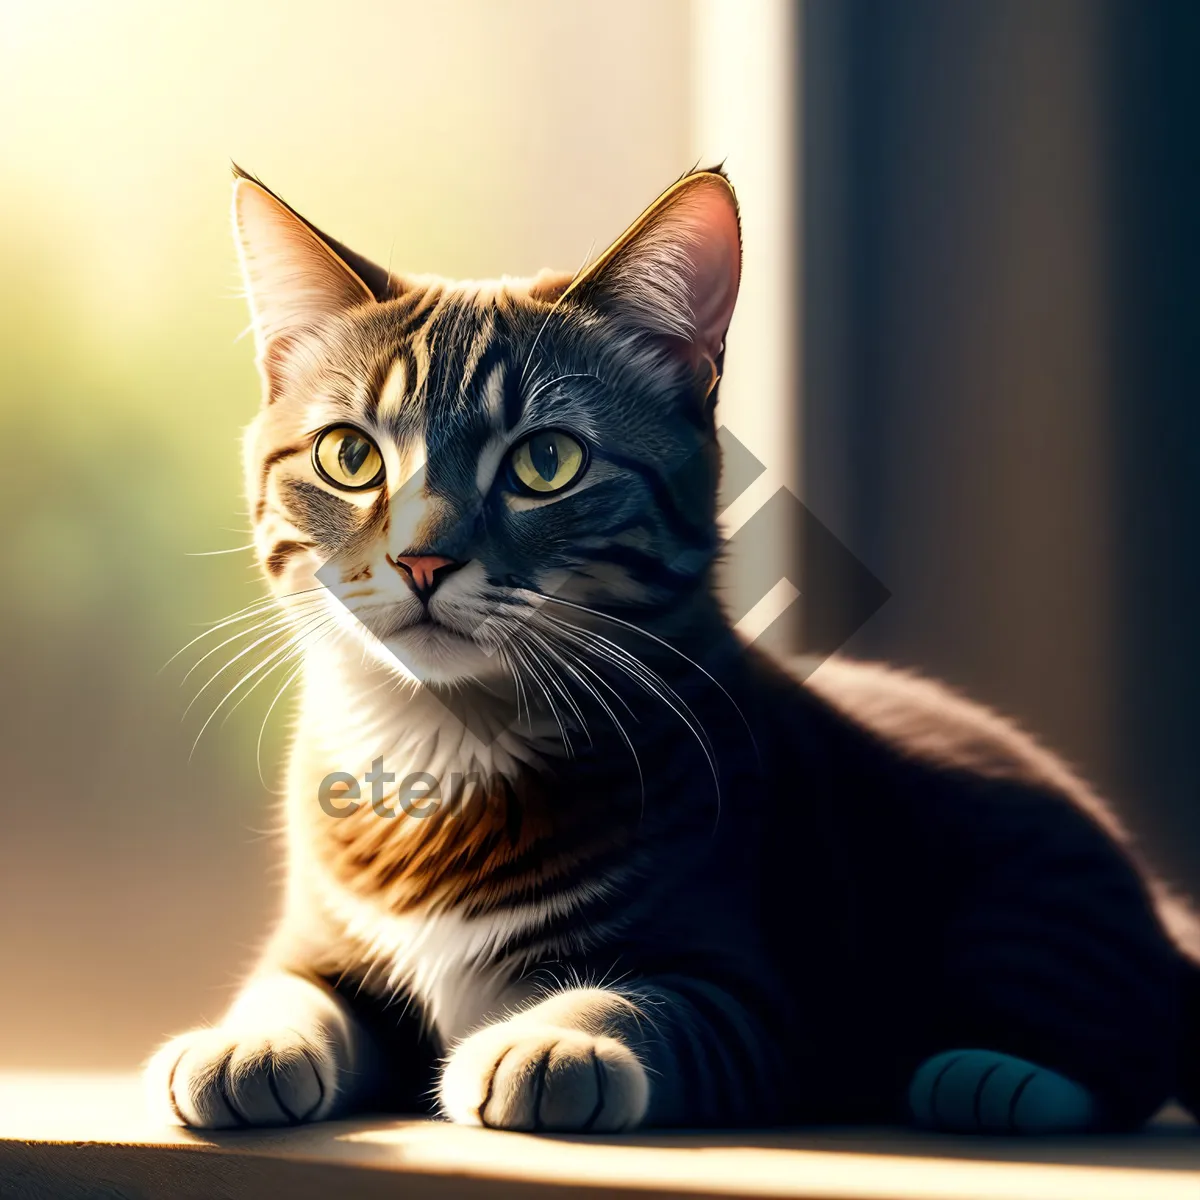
317;867;620;1047
321;883;549;1045
296;647;595;1044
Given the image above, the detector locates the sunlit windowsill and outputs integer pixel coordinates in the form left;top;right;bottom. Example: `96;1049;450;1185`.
1;1074;1197;1200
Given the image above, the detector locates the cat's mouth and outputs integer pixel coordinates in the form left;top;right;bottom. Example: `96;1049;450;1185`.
407;612;442;629
397;614;466;640
356;600;461;638
334;591;505;684
366;604;499;684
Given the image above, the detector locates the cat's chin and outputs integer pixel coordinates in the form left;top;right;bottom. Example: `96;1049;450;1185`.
379;622;501;686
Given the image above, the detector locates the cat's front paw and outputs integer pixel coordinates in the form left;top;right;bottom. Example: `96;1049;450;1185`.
145;1026;338;1129
439;1020;649;1132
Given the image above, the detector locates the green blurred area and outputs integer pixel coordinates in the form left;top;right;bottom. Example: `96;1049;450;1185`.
0;193;273;773
0;233;254;649
0;198;282;1069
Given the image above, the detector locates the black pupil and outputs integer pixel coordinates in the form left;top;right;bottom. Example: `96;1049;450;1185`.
529;434;559;482
339;434;371;477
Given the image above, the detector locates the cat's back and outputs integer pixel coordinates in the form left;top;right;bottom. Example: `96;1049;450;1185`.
755;652;1200;958
741;651;1136;910
795;656;1105;810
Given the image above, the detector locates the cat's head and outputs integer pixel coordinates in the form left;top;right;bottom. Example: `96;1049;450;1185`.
236;167;741;686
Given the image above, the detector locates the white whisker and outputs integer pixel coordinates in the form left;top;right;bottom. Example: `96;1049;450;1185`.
160;586;326;673
186;544;256;557
536;612;718;817
189;612;336;760
179;605;318;687
536;592;758;758
183;604;327;719
256;657;308;790
503;629;572;754
219;612;337;726
532;624;646;815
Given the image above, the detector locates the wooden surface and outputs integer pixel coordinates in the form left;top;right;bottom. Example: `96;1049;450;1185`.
1;1073;1198;1199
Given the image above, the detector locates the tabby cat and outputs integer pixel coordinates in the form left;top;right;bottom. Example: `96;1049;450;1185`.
146;167;1200;1134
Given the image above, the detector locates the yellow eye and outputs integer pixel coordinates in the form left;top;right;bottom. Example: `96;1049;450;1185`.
312;425;385;490
507;430;587;496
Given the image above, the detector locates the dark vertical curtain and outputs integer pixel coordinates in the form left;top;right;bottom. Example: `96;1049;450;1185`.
801;0;1200;891
1107;2;1200;889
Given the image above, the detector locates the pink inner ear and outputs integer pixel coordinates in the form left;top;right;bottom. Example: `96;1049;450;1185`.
679;181;743;359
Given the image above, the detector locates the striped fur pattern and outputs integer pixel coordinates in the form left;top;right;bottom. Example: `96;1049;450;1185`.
146;168;1200;1134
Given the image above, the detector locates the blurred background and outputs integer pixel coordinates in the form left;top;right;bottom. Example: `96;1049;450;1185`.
0;0;1196;1070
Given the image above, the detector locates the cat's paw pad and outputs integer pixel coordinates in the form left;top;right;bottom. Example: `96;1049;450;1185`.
908;1049;1100;1134
440;1021;649;1132
145;1026;336;1129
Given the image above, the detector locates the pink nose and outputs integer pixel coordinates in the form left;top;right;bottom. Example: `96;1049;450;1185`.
388;554;463;599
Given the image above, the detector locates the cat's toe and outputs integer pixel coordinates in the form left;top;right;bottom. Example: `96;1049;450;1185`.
145;1026;334;1129
440;1021;649;1132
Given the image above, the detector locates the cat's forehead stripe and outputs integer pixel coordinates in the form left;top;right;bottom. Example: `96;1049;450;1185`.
482;358;507;426
410;322;434;409
501;357;524;431
458;308;497;401
387;284;446;416
376;356;408;423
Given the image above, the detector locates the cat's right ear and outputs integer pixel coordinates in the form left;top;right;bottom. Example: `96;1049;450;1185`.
562;169;741;373
231;167;387;395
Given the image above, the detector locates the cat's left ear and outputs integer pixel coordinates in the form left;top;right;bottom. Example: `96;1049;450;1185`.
565;169;742;370
230;166;391;381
